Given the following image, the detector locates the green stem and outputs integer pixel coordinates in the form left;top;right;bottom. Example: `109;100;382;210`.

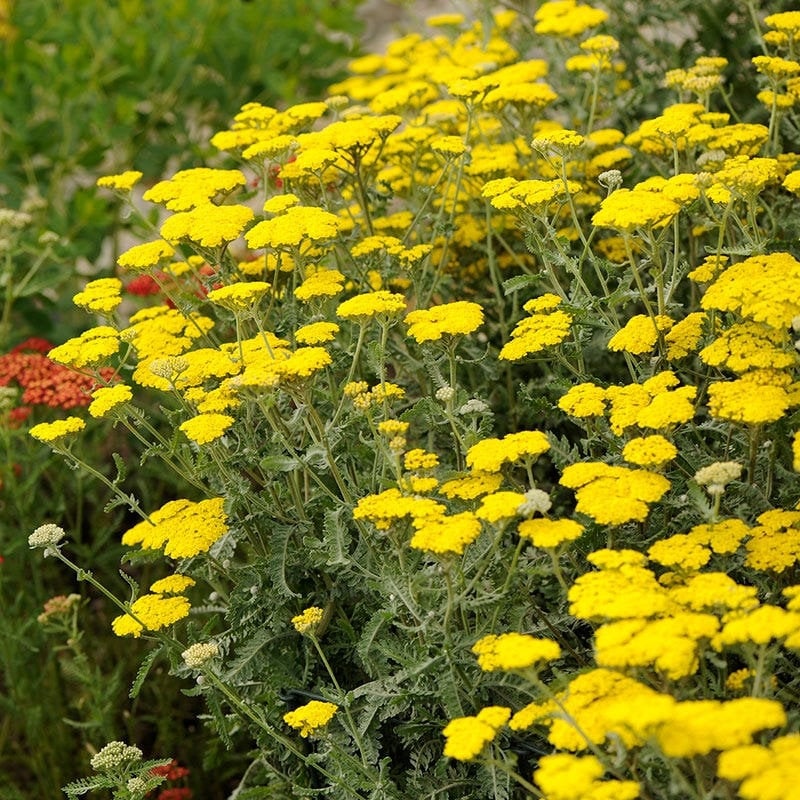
331;322;367;425
623;233;656;321
750;643;769;697
53;445;153;523
309;635;371;768
484;757;543;797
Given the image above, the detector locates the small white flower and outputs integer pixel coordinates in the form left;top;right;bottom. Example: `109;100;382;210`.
435;385;454;402
28;523;66;550
458;398;490;415
694;461;742;496
126;776;149;794
517;488;553;517
90;741;143;772
597;169;622;192
183;641;220;669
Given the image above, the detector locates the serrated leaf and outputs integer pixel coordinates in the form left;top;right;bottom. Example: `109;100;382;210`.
687;480;714;520
355;610;393;675
259;454;301;473
118;569;140;602
502;274;541;295
322;508;351;566
223;628;271;685
267;525;301;599
111;451;127;482
206;690;235;749
62;776;116;797
130;644;162;699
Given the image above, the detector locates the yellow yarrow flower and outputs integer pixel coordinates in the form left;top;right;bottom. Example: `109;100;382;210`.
718;734;800;800
558;383;607;418
121;497;228;558
283;700;338;738
656;698;786;757
179;413;235;445
149;575;195;595
594;613;720;679
466;431;550;473
336;291;407;321
72;277;123;314
518;518;584;549
765;11;800;33
353;487;444;530
665;312;706;359
592;188;680;232
143;168;247;211
438;473;504;500
701;252;800;329
404;449;438;470
160;203;255;248
608;314;673;355
707;372;791;425
206;281;271;311
744;508;800;573
442;707;510;761
534;0;608;37
276;347;332;380
295;321;339;345
245;205;344;250
111;593;191;638
96;170;143;192
117;240;175;272
534;754;639;800
410;512;482;556
29;416;86;444
404;301;483;343
499;303;573;361
622;435;678;467
648;533;712;571
753;55;800;80
560;462;670;525
472;633;560;671
88;384;133;419
291;606;325;634
700;321;796;373
295;269;345;302
48;327;120;370
713;604;800;649
475;491;528;523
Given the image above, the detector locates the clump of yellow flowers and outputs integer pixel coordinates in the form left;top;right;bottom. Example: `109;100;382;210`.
29;2;800;798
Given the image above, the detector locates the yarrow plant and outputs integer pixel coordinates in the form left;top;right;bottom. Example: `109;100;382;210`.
25;2;800;798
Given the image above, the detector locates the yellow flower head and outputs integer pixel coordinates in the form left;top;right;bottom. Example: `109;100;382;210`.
283;700;338;737
404;301;483;343
518;517;584;549
29;416;86;444
111;593;191;638
206;281;271;312
336;291;407;321
179;413;235;445
143;168;247;211
442;707;510;761
291;606;325;634
88;384;133;419
72;277;123;315
472;633;560;671
96;171;143;192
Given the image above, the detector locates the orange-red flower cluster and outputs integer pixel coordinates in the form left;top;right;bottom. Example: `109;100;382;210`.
149;759;192;800
0;338;115;421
